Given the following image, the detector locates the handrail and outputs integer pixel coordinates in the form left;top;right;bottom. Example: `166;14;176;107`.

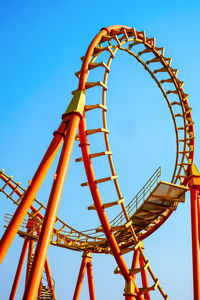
110;167;161;227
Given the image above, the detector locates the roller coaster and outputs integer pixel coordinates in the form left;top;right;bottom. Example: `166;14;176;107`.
0;25;200;299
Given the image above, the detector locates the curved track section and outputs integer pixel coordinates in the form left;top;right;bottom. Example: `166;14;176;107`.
75;25;194;298
0;26;194;299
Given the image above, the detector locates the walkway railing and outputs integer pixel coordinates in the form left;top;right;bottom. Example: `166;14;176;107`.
110;167;161;227
3;167;161;247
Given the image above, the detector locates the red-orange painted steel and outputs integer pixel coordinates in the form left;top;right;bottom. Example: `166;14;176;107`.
79;118;144;299
139;255;150;300
86;261;96;300
73;255;88;300
79;26;131;91
9;239;29;300
26;239;34;284
44;259;57;300
131;249;140;281
197;192;200;247
124;295;135;300
190;187;200;300
79;117;131;281
37;281;41;300
22;114;80;300
0;122;66;264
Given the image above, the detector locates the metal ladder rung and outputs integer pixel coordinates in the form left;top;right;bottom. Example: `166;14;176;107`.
86;128;109;135
76;128;109;140
160;78;173;84
120;243;141;255
171;101;181;106
93;46;115;58
76;151;112;162
175;174;185;178
179;136;194;142
179;150;193;154
111;220;132;232
88;62;110;72
175;113;183;118
138;47;153;56
81;175;118;187
153;67;167;74
85;104;107;112
177;163;191;167
85;81;107;90
88;198;124;210
103;198;124;209
146;57;161;64
130;260;150;275
166;90;178;95
139;279;159;294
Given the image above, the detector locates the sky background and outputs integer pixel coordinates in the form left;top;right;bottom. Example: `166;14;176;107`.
0;1;200;299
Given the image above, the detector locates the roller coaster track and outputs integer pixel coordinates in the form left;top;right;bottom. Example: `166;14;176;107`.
1;167;187;253
0;25;197;300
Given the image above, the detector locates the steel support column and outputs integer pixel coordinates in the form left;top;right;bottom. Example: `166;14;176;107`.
9;239;29;300
86;259;95;300
139;254;150;300
23;114;80;300
73;252;90;300
190;187;200;300
0;122;66;264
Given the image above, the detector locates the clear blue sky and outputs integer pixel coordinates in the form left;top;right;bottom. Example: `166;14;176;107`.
1;1;200;299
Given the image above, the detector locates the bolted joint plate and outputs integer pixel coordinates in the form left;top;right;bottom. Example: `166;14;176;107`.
64;90;85;117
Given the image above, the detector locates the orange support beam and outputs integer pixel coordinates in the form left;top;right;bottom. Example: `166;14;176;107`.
131;249;140;281
9;239;29;300
86;259;95;300
189;187;200;300
79;117;131;282
0;122;66;264
197;191;200;247
73;252;90;300
188;165;200;300
22;114;80;300
139;254;150;300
